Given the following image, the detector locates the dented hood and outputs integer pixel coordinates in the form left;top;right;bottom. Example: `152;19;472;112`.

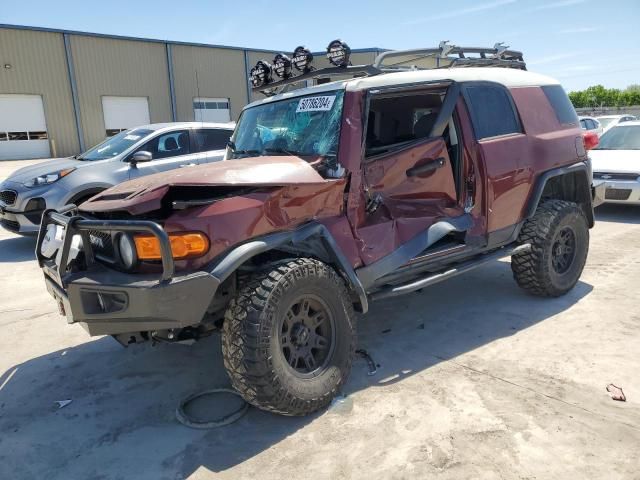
80;156;330;214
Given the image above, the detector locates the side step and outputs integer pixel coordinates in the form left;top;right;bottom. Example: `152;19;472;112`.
370;243;530;301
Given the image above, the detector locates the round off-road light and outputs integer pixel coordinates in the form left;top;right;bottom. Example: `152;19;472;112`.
326;39;351;67
250;60;273;88
118;233;137;269
292;46;313;72
273;53;292;78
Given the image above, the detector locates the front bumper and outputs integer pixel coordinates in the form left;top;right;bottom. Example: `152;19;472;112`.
0;181;50;234
38;207;220;336
596;179;640;205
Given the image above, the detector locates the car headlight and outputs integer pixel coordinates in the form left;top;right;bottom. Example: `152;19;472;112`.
118;234;137;269
24;168;75;188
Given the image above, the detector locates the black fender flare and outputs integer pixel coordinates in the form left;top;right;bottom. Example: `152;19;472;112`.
209;223;369;313
524;161;594;227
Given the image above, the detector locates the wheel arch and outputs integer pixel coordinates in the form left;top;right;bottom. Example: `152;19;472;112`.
65;185;111;206
209;223;369;313
524;162;594;228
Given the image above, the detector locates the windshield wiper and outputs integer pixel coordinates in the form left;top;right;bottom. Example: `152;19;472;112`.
263;147;306;156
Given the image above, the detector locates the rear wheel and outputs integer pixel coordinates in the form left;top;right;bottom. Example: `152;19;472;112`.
222;258;356;416
511;200;589;297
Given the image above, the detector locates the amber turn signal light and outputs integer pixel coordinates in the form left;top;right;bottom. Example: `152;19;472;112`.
134;232;210;260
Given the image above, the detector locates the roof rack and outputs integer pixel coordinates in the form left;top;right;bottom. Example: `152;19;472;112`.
252;41;525;96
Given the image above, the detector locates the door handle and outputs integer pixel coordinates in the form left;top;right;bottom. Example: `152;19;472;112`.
179;163;197;168
406;157;445;177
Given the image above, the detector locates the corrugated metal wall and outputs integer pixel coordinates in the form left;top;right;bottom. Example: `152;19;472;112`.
171;45;250;122
69;35;173;149
0;28;79;156
0;25;381;159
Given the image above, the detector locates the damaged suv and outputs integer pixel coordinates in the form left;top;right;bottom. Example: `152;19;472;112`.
37;42;602;416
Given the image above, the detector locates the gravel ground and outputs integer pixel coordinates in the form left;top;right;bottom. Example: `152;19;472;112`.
0;161;638;479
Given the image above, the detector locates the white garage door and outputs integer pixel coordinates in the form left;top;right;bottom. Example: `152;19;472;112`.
0;94;51;160
194;97;231;123
102;96;150;136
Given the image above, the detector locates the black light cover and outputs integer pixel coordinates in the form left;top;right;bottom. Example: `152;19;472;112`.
292;46;313;72
250;60;273;87
326;39;351;67
273;53;292;78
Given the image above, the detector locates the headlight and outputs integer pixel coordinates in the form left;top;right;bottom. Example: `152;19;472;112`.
25;168;75;188
118;234;137;269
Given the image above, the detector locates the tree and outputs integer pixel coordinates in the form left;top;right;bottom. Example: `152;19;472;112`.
568;84;640;108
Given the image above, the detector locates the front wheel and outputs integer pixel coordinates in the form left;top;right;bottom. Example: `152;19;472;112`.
221;258;356;416
511;200;589;297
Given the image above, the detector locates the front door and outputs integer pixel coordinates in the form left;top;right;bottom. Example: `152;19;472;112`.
354;85;466;266
127;129;201;179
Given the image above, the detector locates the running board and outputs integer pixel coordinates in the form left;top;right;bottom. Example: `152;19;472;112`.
370;243;531;301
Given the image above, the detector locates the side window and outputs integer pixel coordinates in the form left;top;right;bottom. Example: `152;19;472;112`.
365;90;445;157
464;85;522;140
580;119;588;129
541;85;579;125
139;130;190;160
193;129;232;152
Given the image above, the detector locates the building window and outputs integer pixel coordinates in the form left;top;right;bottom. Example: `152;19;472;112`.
106;128;126;137
29;131;48;140
8;132;29;141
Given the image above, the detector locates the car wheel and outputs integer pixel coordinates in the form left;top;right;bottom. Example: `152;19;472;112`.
511;200;589;297
222;258;356;416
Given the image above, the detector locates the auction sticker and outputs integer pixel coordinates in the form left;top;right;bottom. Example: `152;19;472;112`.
296;96;336;113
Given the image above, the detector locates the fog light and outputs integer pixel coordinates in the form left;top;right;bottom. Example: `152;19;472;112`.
25;197;46;211
118;234;137;269
326;39;351;67
273;53;292;78
292;46;313;72
250;60;273;88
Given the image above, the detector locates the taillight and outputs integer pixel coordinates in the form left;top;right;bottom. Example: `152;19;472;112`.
583;131;599;150
134;232;210;260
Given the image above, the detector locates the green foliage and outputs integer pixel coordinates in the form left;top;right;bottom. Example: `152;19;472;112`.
569;84;640;108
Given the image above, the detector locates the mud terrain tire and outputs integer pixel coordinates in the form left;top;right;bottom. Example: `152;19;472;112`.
222;258;356;416
511;200;589;297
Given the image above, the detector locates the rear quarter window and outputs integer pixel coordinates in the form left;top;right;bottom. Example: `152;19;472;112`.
541;85;578;126
464;84;522;140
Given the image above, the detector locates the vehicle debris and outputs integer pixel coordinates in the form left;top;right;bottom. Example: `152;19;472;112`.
606;384;626;402
54;400;72;409
356;349;379;376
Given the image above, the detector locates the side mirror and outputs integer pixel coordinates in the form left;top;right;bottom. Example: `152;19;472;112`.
129;151;152;164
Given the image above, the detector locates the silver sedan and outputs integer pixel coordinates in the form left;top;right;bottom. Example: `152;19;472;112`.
0;122;234;234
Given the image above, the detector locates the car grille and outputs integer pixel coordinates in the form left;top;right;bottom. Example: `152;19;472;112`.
87;230;116;261
594;172;640;181
605;188;632;200
0;219;20;232
0;190;17;206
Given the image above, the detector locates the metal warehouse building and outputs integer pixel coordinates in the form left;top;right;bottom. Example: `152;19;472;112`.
0;24;381;160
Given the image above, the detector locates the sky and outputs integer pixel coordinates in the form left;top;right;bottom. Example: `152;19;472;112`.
1;0;639;92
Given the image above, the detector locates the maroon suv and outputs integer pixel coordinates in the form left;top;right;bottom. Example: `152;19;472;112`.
37;43;603;416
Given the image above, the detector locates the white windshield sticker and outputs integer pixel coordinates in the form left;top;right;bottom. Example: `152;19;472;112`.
296;96;336;113
124;134;141;141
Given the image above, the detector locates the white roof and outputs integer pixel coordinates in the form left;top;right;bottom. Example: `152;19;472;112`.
246;67;560;109
596;115;633;119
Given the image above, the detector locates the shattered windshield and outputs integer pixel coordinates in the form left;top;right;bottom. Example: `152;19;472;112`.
229;90;344;164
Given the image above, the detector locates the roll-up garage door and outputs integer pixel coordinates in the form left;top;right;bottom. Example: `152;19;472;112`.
193;97;231;123
0;94;51;160
102;96;150;137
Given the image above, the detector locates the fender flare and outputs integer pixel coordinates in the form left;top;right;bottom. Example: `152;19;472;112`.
524;161;594;227
209;223;369;313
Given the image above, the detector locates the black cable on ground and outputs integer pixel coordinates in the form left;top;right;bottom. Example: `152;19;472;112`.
176;388;249;429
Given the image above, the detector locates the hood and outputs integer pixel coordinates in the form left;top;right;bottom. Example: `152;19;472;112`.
3;157;111;184
590;149;640;174
81;156;330;214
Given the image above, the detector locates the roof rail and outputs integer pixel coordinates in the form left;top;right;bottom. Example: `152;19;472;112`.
251;41;525;96
374;42;525;70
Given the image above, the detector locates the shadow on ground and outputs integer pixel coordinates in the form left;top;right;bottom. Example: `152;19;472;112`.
0;235;36;263
0;261;593;479
594;203;640;224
